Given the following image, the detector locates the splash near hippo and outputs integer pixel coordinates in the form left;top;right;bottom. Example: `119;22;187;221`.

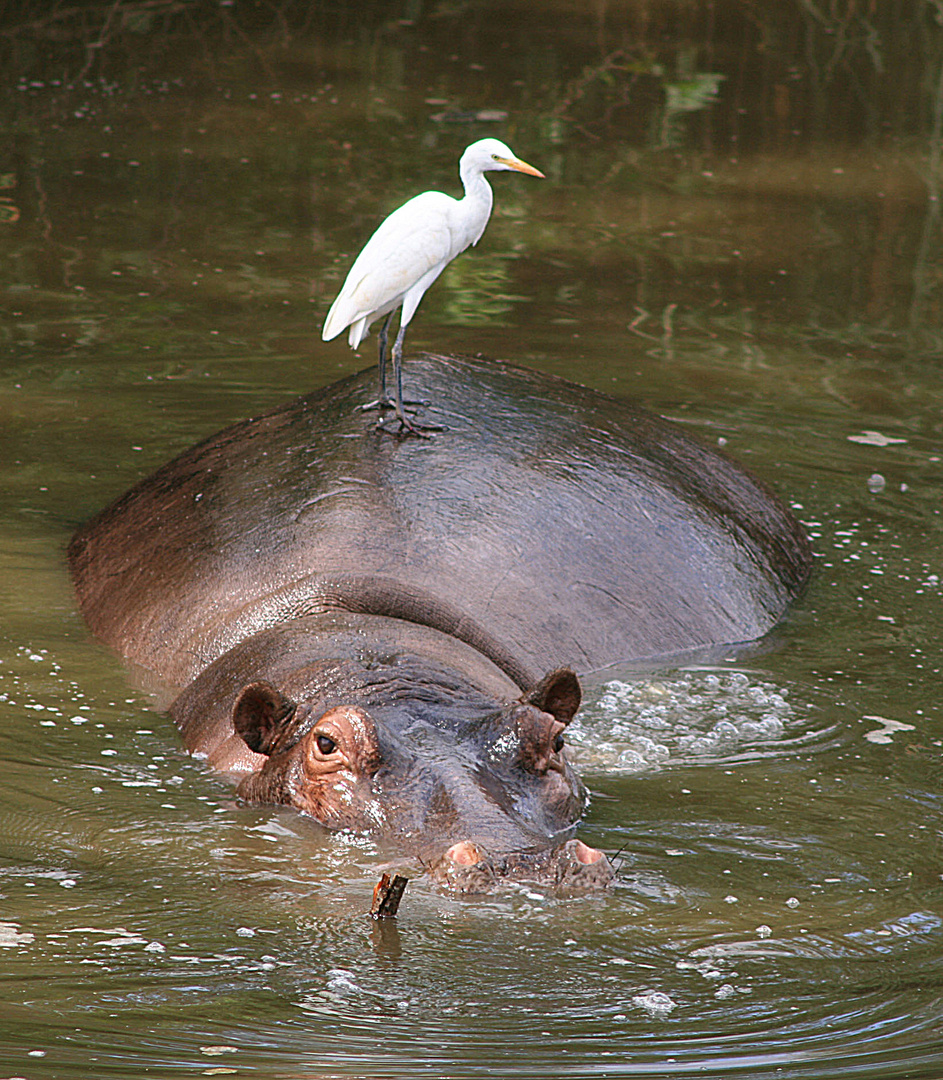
68;355;811;893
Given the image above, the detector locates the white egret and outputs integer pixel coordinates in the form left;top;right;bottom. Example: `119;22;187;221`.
321;138;544;433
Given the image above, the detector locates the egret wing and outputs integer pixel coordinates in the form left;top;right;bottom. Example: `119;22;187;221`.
322;192;457;341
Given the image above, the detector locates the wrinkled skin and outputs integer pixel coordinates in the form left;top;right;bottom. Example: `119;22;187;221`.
168;615;613;890
69;356;811;892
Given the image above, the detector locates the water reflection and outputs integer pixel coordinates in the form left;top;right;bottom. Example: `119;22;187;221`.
3;4;943;356
2;2;943;1078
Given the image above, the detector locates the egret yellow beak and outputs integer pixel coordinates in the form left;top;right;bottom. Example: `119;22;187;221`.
499;156;545;179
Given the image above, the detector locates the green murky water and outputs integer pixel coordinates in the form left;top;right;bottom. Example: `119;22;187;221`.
2;3;942;1077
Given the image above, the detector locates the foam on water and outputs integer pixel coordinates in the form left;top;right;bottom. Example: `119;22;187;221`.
569;669;805;773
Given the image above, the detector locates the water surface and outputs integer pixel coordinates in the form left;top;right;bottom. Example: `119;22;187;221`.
2;3;942;1078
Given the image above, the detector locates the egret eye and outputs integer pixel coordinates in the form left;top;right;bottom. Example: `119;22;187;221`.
315;734;337;756
553;733;565;754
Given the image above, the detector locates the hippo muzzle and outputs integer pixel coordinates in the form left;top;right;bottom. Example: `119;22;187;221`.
431;837;614;893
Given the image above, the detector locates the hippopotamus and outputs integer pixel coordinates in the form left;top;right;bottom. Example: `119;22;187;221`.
68;354;811;892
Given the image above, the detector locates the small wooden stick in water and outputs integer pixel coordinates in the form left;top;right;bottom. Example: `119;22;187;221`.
370;873;408;918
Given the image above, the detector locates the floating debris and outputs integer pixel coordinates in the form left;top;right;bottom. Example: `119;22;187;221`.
848;431;907;447
0;922;34;947
863;715;916;745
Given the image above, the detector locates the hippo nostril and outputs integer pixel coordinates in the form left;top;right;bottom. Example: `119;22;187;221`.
445;840;483;867
572;839;605;865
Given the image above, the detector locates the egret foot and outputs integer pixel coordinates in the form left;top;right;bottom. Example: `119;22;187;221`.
376;411;446;438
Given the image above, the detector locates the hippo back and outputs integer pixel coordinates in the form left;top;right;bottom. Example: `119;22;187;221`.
68;355;811;692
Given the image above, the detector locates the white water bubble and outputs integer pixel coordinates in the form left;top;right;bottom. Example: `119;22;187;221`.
632;990;677;1017
568;670;798;775
326;968;362;997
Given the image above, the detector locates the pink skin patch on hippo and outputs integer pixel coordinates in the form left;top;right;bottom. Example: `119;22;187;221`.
445;837;606;868
445;840;484;866
572;839;605;864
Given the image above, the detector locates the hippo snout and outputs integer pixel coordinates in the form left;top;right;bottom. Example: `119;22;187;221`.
431;837;614;894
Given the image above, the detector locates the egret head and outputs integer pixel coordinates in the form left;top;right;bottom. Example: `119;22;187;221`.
461;138;545;179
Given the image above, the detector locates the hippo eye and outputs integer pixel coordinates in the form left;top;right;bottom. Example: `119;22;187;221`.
315;734;337;756
552;733;565;754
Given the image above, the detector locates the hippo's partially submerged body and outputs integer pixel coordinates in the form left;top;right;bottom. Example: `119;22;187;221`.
68;355;811;891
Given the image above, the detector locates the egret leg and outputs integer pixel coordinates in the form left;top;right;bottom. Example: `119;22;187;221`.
359;312;396;413
390;325;420;434
377;311;393;406
376;325;444;437
360;311;429;415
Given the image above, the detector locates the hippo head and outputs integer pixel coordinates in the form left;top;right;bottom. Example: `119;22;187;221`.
231;668;612;892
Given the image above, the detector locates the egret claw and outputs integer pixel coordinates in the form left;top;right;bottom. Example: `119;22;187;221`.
375;413;446;438
360;397;429;414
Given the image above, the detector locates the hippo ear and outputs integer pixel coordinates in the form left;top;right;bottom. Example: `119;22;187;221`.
232;681;297;755
523;668;581;725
